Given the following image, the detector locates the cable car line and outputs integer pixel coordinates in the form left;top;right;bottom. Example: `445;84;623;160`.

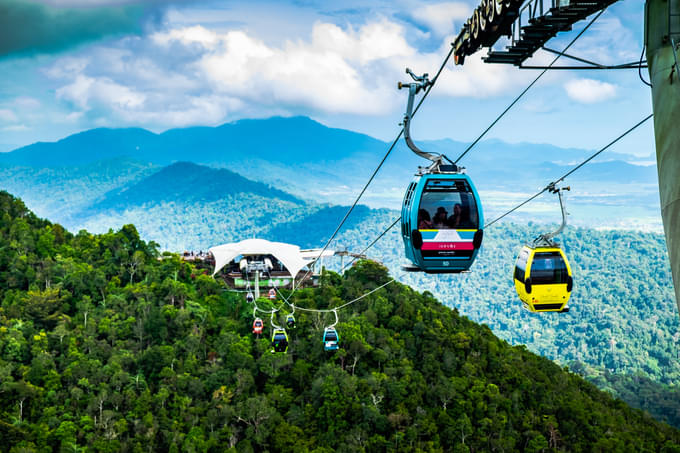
292;46;457;291
340;216;401;272
336;113;652;275
453;8;606;166
639;45;653;87
484;112;654;229
255;269;396;320
273;277;397;314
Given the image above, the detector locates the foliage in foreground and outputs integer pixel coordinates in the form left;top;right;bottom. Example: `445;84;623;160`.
1;191;679;452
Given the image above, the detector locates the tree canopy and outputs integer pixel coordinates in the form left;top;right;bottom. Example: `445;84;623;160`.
1;190;679;452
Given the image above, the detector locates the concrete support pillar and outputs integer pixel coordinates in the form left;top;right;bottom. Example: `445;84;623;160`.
646;0;680;313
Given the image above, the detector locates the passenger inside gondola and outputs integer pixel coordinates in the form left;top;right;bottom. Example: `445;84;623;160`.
418;180;480;231
418;209;432;229
448;203;462;228
433;207;448;228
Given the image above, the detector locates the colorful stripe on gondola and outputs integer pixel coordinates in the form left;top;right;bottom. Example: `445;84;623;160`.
419;229;477;251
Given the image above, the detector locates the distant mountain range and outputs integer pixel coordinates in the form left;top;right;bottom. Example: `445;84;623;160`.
1;116;381;168
0;115;662;230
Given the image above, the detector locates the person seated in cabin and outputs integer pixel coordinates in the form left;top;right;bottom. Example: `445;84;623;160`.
459;205;473;228
418;209;432;229
447;203;463;228
433;207;449;229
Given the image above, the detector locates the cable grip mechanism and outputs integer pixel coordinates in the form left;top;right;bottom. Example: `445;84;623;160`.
533;184;570;247
398;68;455;173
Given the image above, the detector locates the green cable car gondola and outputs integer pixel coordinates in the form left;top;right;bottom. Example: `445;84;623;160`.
271;329;288;353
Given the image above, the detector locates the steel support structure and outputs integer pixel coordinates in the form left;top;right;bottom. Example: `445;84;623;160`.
646;0;680;313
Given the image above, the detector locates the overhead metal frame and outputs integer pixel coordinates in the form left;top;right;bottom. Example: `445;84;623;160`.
483;0;620;66
518;46;648;69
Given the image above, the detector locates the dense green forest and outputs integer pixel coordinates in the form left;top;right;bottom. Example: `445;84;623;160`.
1;190;680;452
3;155;677;428
337;218;680;426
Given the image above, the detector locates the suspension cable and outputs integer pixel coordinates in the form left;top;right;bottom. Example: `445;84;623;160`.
291;278;398;313
340;216;401;272
453;8;606;165
293;46;457;291
484;113;654;228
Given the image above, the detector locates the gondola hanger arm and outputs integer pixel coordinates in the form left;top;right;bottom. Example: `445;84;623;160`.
398;68;455;171
534;185;570;247
328;309;339;329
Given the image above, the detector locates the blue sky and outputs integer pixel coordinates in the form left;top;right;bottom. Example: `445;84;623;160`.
0;0;653;159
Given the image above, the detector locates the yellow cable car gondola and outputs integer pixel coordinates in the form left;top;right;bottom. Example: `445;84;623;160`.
513;185;573;313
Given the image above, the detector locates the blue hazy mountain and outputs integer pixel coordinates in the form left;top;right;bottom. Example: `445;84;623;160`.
2;116;654;185
1;116;384;167
0;116;660;229
0;157;156;221
1;128;159;167
71;161;386;253
90;161;302;212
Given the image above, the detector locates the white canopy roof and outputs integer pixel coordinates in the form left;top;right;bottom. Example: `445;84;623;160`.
210;239;311;277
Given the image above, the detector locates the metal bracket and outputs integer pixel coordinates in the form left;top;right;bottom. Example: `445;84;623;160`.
398;68;457;173
532;184;570;247
270;311;283;330
671;38;680;84
327;309;339;329
517;47;649;71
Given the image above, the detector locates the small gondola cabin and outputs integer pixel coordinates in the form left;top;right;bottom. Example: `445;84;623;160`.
252;318;264;335
271;329;289;353
286;314;295;329
401;171;483;273
513;245;573;312
323;327;339;351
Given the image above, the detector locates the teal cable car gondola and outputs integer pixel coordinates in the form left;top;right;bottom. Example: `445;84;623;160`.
398;69;483;273
401;172;483;272
323;310;339;351
323;327;339;351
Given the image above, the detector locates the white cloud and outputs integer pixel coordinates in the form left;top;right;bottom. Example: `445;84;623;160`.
411;2;470;36
45;17;529;129
567;17;640;65
44;57;89;79
564;78;617;103
56;74;146;110
13;97;42;109
0;109;18;122
2;124;30;132
152;25;220;48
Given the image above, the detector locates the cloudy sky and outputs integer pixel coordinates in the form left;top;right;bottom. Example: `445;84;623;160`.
0;0;653;158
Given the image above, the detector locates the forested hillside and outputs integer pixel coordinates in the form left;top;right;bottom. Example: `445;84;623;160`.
1;190;679;452
2;154;675;427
